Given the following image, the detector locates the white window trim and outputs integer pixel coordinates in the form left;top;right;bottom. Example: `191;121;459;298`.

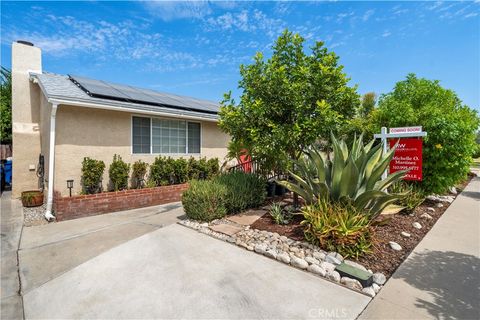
131;114;202;156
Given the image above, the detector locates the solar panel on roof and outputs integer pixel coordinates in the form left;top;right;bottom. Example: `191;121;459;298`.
69;75;131;100
68;74;219;115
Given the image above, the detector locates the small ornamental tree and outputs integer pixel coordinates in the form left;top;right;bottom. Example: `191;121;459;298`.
371;74;479;193
109;154;130;191
219;29;360;172
81;157;105;194
131;160;148;189
359;92;376;118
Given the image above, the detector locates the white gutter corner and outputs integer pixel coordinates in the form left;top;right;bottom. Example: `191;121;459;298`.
45;103;58;221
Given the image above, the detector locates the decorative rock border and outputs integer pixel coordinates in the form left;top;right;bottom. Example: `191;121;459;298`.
179;219;385;297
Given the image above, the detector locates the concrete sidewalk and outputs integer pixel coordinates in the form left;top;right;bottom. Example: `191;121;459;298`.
359;177;480;319
1;191;24;320
23;224;371;319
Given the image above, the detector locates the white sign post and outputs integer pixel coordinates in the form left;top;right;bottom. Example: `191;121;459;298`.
374;126;427;179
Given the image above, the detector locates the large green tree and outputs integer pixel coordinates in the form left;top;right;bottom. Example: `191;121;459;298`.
0;67;12;144
359;92;376;118
371;74;479;193
219;30;360;171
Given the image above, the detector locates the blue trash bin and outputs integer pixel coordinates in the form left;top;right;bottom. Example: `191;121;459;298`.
4;160;12;184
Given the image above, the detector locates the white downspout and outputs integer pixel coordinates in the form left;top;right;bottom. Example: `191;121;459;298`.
44;103;58;221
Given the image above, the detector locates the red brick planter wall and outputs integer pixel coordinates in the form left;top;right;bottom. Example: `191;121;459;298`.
53;183;188;221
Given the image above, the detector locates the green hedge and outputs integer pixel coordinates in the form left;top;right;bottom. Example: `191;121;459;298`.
215;171;267;214
182;171;267;221
150;156;219;186
182;180;227;221
369;74;479;193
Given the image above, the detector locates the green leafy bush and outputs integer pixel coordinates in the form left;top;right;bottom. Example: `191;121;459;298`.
215;171;266;214
173;158;188;184
370;74;480;193
187;157;219;180
81;157;105;194
187;157;203;180
150;156;175;186
302;200;373;258
207;158;220;178
131;160;148;189
279;134;407;220
473;144;480;159
389;181;425;214
108;154;130;191
182;180;227;222
150;156;220;186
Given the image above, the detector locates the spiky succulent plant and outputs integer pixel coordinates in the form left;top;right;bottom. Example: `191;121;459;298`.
278;134;407;219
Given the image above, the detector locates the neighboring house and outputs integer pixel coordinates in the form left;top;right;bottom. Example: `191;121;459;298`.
11;41;229;218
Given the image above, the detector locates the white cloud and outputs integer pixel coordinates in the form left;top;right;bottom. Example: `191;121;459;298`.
142;1;211;21
205;9;285;38
362;9;375;22
382;31;391;38
393;8;408;15
464;12;478;18
337;11;355;22
3;13;210;73
329;41;345;49
428;1;443;11
274;1;291;15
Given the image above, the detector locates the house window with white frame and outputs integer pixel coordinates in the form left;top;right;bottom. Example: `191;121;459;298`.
132;116;201;154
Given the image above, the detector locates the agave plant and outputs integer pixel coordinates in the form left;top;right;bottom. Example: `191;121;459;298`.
278;134;407;219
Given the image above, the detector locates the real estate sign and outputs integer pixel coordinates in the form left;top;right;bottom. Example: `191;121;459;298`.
374;126;427;181
389;138;423;181
389;126;422;134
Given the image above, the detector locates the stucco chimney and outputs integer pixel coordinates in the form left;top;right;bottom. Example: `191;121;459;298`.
11;41;43;197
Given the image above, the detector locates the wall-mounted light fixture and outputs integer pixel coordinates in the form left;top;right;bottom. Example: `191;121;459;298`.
67;179;74;197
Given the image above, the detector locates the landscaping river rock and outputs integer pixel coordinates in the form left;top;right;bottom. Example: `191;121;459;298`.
179;219;383;296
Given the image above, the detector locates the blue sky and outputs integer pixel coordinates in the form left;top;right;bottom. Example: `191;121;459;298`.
1;1;479;110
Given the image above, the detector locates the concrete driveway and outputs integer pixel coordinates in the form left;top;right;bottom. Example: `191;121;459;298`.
19;202;186;294
23;224;370;319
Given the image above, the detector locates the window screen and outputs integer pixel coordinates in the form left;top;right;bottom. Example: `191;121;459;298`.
188;122;201;153
132;116;151;154
152;119;187;154
132;117;200;154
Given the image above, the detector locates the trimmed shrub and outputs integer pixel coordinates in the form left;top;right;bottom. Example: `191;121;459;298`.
109;154;130;191
215;171;266;214
187;157;202;180
187;157;219;180
182;180;227;222
131;160;148;189
150;156;175;186
173;158;188;184
302;199;373;258
207;158;220;178
370;74;479;193
81;157;105;194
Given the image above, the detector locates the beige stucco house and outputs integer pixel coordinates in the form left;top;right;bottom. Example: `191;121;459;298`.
11;41;229;219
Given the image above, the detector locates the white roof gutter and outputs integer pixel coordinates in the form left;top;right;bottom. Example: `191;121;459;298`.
47;98;219;123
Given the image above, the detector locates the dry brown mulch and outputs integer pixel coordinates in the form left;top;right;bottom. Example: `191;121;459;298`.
251;175;474;278
251;213;305;241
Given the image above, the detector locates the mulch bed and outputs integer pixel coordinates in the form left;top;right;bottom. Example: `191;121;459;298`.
251;174;474;278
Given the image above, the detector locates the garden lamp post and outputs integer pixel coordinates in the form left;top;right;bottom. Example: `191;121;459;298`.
67;179;74;197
